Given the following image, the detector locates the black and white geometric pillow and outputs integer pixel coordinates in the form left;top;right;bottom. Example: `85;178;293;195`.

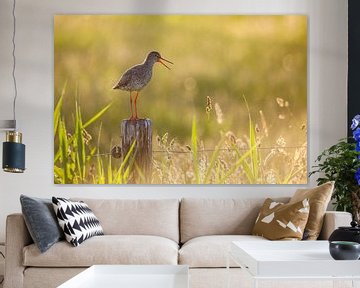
52;197;104;247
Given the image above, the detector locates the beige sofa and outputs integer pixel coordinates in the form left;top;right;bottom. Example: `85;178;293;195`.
4;198;352;288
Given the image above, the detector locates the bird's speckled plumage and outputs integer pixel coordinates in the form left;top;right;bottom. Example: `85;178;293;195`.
112;51;173;120
113;51;162;91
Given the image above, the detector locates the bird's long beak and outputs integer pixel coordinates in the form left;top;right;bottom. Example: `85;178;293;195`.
158;57;173;70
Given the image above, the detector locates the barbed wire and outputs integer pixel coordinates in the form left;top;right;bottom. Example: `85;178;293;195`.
92;145;307;158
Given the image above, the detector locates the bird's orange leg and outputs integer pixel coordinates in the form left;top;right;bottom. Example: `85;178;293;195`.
134;91;140;120
129;91;134;120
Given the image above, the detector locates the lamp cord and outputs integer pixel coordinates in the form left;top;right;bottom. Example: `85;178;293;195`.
11;0;17;127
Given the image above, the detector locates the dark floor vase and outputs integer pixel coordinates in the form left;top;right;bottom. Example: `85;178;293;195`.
329;221;360;244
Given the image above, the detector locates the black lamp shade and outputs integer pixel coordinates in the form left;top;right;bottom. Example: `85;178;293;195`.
2;141;25;173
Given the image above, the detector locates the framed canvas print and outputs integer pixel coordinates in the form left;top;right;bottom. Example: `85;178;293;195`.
54;15;307;185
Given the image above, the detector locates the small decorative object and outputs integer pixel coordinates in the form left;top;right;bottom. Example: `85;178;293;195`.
329;221;360;244
310;114;360;222
329;241;360;260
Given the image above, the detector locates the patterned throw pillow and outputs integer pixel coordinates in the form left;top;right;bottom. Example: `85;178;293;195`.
252;198;310;240
52;197;104;247
289;181;334;240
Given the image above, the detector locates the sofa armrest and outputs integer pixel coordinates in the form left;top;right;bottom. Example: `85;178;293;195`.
4;213;33;288
318;211;352;240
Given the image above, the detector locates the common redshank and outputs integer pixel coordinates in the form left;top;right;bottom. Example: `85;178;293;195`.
113;51;173;120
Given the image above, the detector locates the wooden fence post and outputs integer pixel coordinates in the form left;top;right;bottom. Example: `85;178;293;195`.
121;119;152;183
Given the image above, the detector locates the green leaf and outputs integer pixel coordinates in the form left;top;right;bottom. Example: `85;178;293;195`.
309;138;360;214
83;103;112;129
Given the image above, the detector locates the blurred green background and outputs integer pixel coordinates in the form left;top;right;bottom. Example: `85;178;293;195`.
54;15;307;157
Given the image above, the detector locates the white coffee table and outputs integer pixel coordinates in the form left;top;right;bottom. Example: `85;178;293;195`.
228;241;360;288
58;265;189;288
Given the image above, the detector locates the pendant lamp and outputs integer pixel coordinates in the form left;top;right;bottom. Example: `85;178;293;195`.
1;0;26;173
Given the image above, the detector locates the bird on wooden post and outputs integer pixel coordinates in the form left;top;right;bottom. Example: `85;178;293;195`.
113;51;173;121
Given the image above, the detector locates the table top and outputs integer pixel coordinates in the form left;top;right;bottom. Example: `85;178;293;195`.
231;240;360;278
58;265;189;288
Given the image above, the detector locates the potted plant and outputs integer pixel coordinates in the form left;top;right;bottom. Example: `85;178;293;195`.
309;115;360;222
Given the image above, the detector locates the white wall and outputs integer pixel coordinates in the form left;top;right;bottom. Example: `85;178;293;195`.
0;0;348;242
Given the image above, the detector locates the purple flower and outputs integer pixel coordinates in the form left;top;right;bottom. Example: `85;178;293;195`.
356;167;360;186
357;142;360;152
352;115;360;130
353;128;360;142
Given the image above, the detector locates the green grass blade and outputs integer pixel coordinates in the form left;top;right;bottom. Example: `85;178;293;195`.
134;163;146;183
54;85;65;171
83;103;112;129
54;149;61;164
215;160;222;184
123;164;132;183
219;147;254;184
203;137;226;184
74;103;81;180
58;119;70;183
75;101;86;182
107;155;113;184
249;120;259;180
191;117;200;184
54;83;66;135
283;166;304;184
232;144;254;183
96;155;105;184
116;140;137;183
242;160;255;183
54;165;64;184
242;94;259;182
88;147;97;159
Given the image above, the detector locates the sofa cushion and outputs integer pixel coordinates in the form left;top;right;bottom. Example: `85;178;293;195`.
72;199;179;243
179;235;267;268
252;198;310;240
180;198;289;243
23;235;178;267
290;181;334;240
52;197;104;247
20;195;64;253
